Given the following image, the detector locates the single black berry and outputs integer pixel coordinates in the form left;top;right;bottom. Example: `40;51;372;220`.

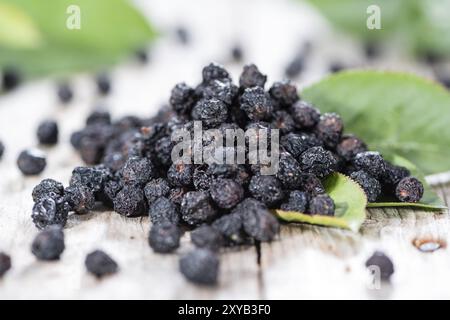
148;196;180;225
315;113;344;149
37;120;59;145
308;194;335;216
202;63;230;83
144;178;171;206
85;250;118;278
350;170;381;202
2;67;21;91
212;212;246;245
353;151;386;179
57;82;73;103
170;82;196;115
149;222;181;253
336;135;367;162
64;183;96;214
276;152;303;189
395;177;424;203
240;86;273;121
281;190;309;212
17;149;47;175
0;140;4;160
269;80;299;107
181;191;217;226
191;225;223;251
121;156;154;185
167;162;194;187
365;251;394;281
209;178;244;209
191;98;228;129
290;101;320;129
179;248;219;285
31;225;65;261
0;252;11;277
96;73;111;95
299;146;337;178
32;178;64;203
239;64;267;89
231;45;243;62
249;175;284;207
113;185;147;217
31;197;70;229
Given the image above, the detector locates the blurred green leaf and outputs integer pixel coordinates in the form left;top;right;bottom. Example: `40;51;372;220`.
0;0;157;77
303;71;450;175
305;0;450;56
0;2;42;49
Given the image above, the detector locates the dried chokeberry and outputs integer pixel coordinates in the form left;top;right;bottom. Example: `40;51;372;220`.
300;173;325;196
202;63;230;83
167;162;193;187
308;194;335;216
170;82;196;115
0;252;11;277
96;73;111;95
86;110;111;126
57;82;73;103
85;250;118;278
276;152;303;189
191;98;228;129
148;196;179;225
121;156;154;185
113;185;147;217
381;163;410;188
290;101;320;129
280;132;321;159
64;183;95;214
231;45;243;62
272;111;296;134
179;248;219;285
350;170;381;202
2;67;21;91
353;151;386;179
144;178;171;205
395;177;424;203
191;225;223;251
149;222;181;253
32;197;69;229
336;135;367;162
17;149;46;175
284;55;304;79
0;140;4;160
249;175;284;207
31;225;65;261
281;190;309;212
181;191;217;226
37;120;59;145
240;86;273;121
315;113;343;149
239;64;267;89
365;251;394;281
299;146;337;178
209;178;244;209
269;80;299;107
175;26;190;45
32;178;64;203
212;212;247;245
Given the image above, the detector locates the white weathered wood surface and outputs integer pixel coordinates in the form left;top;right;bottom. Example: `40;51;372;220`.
1;0;449;299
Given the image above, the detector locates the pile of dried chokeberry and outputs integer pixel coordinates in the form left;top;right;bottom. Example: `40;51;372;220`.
29;63;424;285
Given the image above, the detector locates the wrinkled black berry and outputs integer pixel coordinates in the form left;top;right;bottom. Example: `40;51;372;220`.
113;185;147;217
269;80;299;107
181;191;217;226
32;178;64;203
280;132;321;159
381;163;410;188
191;225;223;251
210;178;244;209
290;101;320;129
212;212;246;245
300;146;337;178
31;225;65;261
300;173;325;196
353;151;386;179
167;162;194;187
2;67;21;91
193;165;213;190
249;175;284;207
336;135;367;162
149;222;181;253
276;152;303;189
168;187;188;206
57;82;73;103
179;248;219;285
203;79;238;105
395;177;424;203
64;183;95;214
37;120;59;145
365;251;394;281
281;190;309;212
0;252;11;277
17;149;46;175
284;56;304;79
31;197;70;229
308;194;335;216
235;198;279;242
86;110;111;126
70;165;111;193
239;64;267;89
272;111;296;134
240;86;273;121
170;82;196;115
350;170;381;202
144;178;171;205
121;156;154;185
191;98;228;129
149;196;179;225
96;73;111;95
85;250;118;278
315;113;343;149
202;63;230;84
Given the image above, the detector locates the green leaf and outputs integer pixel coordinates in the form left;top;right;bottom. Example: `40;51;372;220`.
368;154;447;210
0;0;157;77
303;70;450;175
274;173;367;232
0;2;42;49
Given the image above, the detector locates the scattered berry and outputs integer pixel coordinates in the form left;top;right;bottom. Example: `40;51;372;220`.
170;82;196;115
0;252;11;277
315;113;343;149
202;63;230;84
32;178;64;203
281;190;309;212
113;185;147;217
179;248;219;285
37;120;59;145
269;80;299;107
209;178;244;209
240;86;273;121
149;222;181;253
121;156;154;185
57;82;73;103
365;251;394;281
191;225;223;251
96;73;111;95
167;162;194;187
353;151;386;179
85;250;118;278
31;197;70;229
249;175;284;207
149;196;180;225
175;26;190;45
2;67;21;91
212;212;246;245
284;55;304;79
31;226;65;261
239;64;267;89
144;178;171;206
181;191;217;226
231;45;243;62
350;170;381;202
0;140;4;160
17;149;47;175
64;183;95;214
300;146;337;178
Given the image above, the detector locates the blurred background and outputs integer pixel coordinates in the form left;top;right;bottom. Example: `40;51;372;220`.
1;0;450;170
